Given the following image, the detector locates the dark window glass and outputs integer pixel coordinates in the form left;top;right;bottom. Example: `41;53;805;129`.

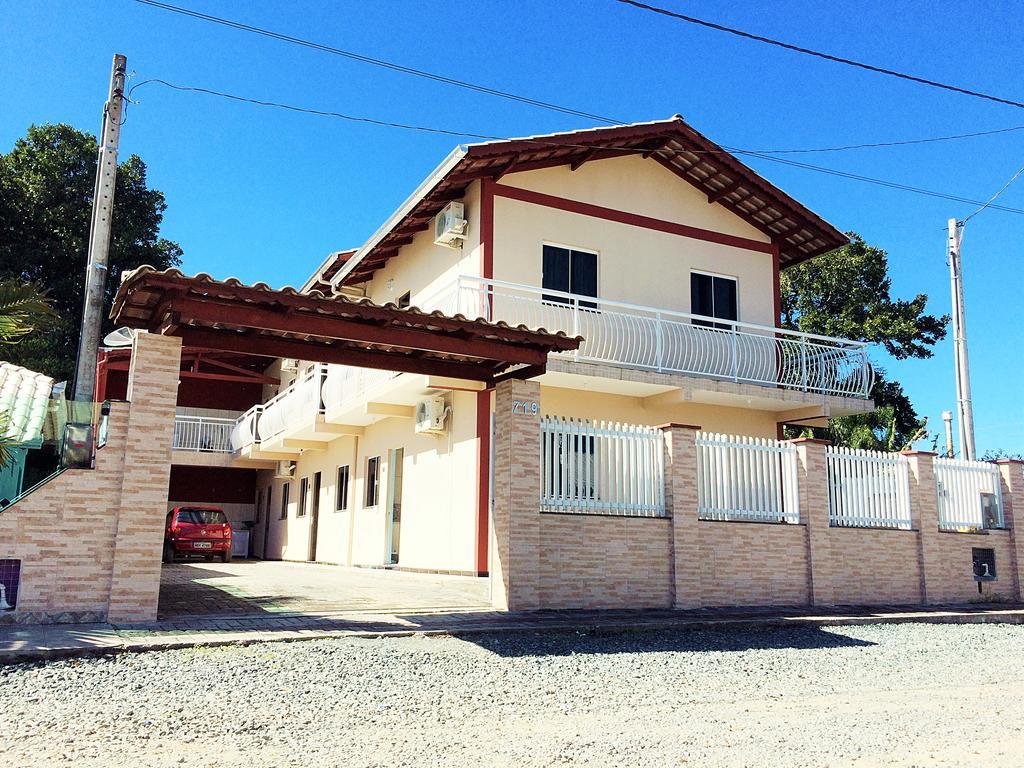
542;245;598;308
397;291;411;309
177;508;228;525
366;456;380;507
336;465;350;511
542;245;571;301
266;487;272;521
298;477;309;517
691;272;738;329
280;483;290;519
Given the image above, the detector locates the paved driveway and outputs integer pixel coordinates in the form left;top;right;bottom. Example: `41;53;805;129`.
158;560;489;619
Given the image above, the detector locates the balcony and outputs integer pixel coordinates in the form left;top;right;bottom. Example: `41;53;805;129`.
429;276;873;400
173;411;236;453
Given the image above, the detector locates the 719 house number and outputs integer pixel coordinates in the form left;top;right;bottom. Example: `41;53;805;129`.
512;400;539;415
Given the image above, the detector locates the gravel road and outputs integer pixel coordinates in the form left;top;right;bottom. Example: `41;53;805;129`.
2;623;1023;767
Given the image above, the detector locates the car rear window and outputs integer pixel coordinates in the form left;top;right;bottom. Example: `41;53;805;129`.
177;509;228;525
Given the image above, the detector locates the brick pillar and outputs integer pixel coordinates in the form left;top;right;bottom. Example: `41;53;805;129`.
107;331;182;623
661;424;701;609
792;438;832;606
902;451;937;604
995;459;1024;601
489;378;541;611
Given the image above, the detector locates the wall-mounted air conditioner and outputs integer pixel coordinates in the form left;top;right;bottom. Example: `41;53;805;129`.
415;397;448;435
280;358;299;374
274;460;295;479
433;201;467;248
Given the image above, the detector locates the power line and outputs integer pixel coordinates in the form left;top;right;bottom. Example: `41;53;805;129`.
615;0;1024;111
131;0;622;125
749;124;1024;155
961;161;1024;224
128;77;1024;216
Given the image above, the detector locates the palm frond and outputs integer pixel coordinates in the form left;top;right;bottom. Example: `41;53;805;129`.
0;280;56;345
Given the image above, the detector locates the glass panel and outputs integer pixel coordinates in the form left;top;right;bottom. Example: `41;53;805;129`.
542;245;571;303
713;276;738;321
570;249;598;309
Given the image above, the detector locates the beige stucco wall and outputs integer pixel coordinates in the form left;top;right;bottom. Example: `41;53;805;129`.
492;156;777;325
255;389;480;572
541;385;780;438
361;180;482;310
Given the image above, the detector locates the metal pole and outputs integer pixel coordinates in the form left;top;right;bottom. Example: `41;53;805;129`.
948;218;976;461
941;410;954;458
73;54;127;402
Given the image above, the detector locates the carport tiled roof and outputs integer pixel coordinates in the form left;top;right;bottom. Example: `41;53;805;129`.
111;267;582;383
0;362;54;446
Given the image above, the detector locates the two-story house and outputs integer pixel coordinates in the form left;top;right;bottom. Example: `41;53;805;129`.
222;116;873;576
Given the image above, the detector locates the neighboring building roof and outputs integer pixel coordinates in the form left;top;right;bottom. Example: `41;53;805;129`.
0;362;55;446
317;116;848;288
111;267;582;383
301;248;358;294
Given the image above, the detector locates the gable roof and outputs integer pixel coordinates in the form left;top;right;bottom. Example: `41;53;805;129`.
318;116;847;288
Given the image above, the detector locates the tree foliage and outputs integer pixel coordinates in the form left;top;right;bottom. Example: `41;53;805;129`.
781;233;948;450
0;123;181;381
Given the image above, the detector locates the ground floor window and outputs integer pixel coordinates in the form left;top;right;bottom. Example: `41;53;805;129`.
365;456;380;507
280;483;290;519
255;488;263;522
336;465;350;511
298;477;309;517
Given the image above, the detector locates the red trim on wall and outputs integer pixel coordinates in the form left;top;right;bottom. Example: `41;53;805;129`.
771;243;782;324
491;183;775;255
475;388;491;575
479;178;495;292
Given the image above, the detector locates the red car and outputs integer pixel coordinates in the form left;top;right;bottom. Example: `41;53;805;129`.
163;506;233;563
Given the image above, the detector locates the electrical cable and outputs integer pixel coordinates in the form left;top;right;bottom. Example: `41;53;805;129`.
615;0;1024;111
126;77;1024;216
131;0;623;125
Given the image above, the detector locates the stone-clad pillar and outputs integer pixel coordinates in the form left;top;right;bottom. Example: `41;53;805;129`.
995;459;1024;601
107;331;182;623
791;438;832;606
661;424;701;609
489;378;541;611
902;451;938;604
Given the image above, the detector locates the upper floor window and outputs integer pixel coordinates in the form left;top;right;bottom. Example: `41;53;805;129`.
690;271;737;329
542;244;597;307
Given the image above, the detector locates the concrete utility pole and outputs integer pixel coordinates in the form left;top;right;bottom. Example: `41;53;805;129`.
941;409;955;458
947;218;976;461
73;54;127;402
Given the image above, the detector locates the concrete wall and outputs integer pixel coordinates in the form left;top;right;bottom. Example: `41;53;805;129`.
0;332;182;624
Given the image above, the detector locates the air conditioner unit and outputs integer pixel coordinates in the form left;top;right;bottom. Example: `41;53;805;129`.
274;460;295;479
280;358;299;374
433;201;467;248
415;397;448;435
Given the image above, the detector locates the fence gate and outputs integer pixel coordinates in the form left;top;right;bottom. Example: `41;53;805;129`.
826;447;912;529
540;416;664;517
934;457;1004;530
695;432;800;523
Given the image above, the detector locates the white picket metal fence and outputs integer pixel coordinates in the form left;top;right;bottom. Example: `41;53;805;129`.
695;432;800;523
934;457;1004;530
173;415;235;453
540;416;665;517
826;447;912;529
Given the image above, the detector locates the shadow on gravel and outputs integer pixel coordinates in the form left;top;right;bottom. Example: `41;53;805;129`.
468;625;877;657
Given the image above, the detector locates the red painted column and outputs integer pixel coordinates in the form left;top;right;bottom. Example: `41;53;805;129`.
475;177;496;575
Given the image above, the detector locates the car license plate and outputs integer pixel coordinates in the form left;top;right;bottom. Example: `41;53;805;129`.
193;542;212;549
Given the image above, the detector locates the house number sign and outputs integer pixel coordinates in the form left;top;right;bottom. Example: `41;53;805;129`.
511;400;539;415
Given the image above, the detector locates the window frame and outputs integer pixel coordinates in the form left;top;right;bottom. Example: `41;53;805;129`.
365;456;381;508
541;242;599;309
690;269;739;330
297;477;309;517
280;483;290;520
396;291;411;309
336;464;350;511
255;488;263;523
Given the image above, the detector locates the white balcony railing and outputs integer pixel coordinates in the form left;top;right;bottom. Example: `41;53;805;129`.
428;276;873;399
173;414;236;453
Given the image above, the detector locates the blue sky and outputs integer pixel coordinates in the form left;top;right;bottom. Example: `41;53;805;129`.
2;1;1022;453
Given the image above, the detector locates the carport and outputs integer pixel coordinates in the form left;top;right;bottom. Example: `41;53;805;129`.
105;266;581;622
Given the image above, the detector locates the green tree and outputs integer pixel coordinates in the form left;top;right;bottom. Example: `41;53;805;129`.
781;233;948;450
0;123;181;382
